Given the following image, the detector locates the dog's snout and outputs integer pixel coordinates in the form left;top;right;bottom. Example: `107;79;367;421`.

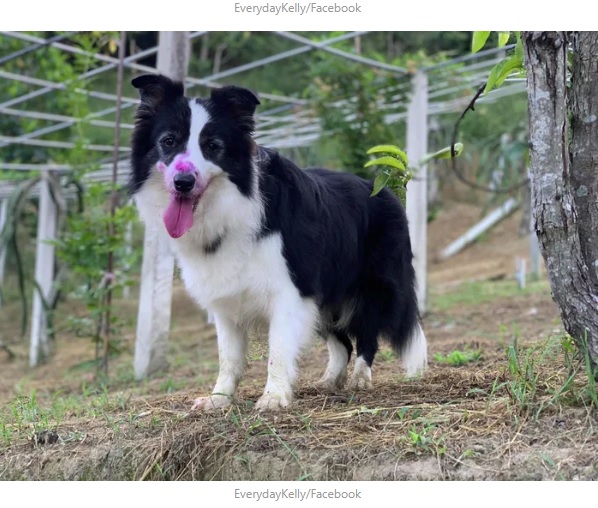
173;173;196;193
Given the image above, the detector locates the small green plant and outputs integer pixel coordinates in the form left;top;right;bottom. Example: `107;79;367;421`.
54;182;138;372
366;145;412;206
159;378;186;394
378;349;397;362
395;407;423;421
407;423;446;456
505;340;544;412
501;334;598;417
573;332;598;409
434;349;482;366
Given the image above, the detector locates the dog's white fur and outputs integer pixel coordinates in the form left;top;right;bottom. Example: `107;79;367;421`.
134;100;318;410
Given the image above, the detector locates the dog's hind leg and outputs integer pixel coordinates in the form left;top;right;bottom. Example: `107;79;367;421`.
192;313;247;411
317;331;352;392
348;335;378;391
346;303;381;391
256;295;318;411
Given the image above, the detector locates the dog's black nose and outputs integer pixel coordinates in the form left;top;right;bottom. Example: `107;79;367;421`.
173;173;196;193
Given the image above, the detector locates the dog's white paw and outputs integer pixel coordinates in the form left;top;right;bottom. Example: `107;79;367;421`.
191;394;233;411
316;373;347;393
347;375;372;390
255;392;292;411
348;365;372;390
348;356;372;390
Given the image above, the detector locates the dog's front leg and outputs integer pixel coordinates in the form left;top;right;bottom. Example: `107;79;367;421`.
256;295;317;411
192;313;247;411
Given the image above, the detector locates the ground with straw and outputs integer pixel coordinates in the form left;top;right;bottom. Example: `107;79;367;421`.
1;203;597;480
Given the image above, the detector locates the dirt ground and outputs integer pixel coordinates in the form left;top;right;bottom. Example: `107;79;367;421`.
1;202;597;481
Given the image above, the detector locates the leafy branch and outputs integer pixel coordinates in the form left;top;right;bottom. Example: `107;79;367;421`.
472;31;525;94
366;143;464;206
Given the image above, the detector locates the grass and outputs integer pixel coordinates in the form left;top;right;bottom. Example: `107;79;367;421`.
0;385;148;447
434;349;482;366
431;278;550;311
2;332;598;479
471;333;598;421
2;270;598;479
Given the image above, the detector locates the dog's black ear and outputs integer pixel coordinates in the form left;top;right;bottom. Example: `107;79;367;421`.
131;74;184;108
210;86;260;118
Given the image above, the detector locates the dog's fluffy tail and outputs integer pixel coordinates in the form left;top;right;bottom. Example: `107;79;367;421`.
401;323;428;377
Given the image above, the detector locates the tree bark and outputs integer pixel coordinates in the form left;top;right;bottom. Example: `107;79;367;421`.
523;31;598;361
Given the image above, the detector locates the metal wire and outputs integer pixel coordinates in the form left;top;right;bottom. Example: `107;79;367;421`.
0;31;528;187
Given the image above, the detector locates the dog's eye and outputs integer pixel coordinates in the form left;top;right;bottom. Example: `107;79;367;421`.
161;137;175;148
202;138;222;152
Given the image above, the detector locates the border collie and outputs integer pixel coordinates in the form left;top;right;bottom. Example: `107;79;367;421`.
129;74;427;411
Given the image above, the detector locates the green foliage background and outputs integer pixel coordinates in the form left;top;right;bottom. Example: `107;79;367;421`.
0;31;529;361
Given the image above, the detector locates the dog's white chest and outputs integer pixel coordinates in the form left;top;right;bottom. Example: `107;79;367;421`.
173;231;290;325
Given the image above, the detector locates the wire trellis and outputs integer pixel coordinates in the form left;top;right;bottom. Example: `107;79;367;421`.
0;31;526;192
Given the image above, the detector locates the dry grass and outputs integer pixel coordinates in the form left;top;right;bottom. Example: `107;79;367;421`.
1;204;597;480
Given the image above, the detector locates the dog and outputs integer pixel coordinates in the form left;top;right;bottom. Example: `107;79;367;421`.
129;74;427;411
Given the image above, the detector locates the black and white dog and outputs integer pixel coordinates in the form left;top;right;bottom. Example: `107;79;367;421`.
129;74;427;411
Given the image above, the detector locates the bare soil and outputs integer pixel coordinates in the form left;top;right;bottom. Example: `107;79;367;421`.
1;202;596;481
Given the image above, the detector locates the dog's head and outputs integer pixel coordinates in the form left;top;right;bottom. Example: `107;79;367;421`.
129;74;260;238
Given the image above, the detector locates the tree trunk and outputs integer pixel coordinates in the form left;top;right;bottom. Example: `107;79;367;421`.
523;31;598;361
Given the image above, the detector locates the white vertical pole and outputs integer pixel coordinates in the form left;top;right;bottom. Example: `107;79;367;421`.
0;198;7;306
134;31;190;379
29;172;57;367
406;71;428;314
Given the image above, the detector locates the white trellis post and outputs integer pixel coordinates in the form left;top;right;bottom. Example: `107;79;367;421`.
406;70;428;314
0;198;7;306
29;172;57;367
134;31;190;379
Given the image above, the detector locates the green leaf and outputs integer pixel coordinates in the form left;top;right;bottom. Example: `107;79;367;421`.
432;143;464;159
514;31;523;59
366;144;408;165
497;32;511;48
472;31;491;53
484;54;524;93
371;172;391;197
421;143;464;163
364;156;406;171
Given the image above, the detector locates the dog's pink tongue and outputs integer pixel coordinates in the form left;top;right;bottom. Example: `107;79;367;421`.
163;196;194;238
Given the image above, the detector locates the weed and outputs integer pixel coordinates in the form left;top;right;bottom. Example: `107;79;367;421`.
504;338;551;413
159;378;185;394
407;423;446;456
378;349;396;362
579;332;598;408
153;462;173;479
0;389;73;446
299;415;313;432
434;349;482;366
460;449;478;460
501;332;598;418
541;453;566;480
394;407;423;421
